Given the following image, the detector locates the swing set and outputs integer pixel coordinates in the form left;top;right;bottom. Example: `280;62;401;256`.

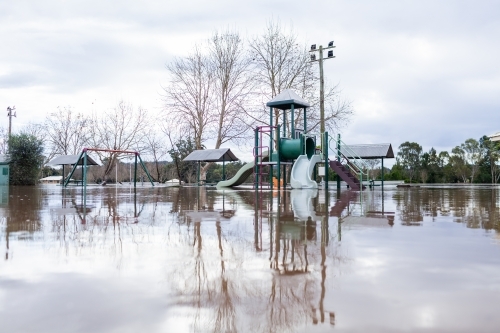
63;148;155;188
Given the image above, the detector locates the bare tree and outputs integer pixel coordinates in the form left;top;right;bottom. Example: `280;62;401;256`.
163;30;253;181
163;46;213;150
142;125;168;182
249;19;353;134
365;159;381;180
208;30;253;148
89;101;149;179
45;107;91;156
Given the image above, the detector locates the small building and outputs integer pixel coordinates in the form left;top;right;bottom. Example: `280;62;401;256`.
0;155;10;186
39;176;64;184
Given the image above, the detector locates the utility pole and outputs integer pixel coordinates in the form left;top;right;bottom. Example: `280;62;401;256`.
310;42;336;191
6;106;16;153
6;106;16;139
309;41;335;134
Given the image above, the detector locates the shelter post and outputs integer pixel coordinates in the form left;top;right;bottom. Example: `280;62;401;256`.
381;158;384;189
270;107;274;190
83;150;87;208
337;133;341;192
223;156;226;181
134;153;138;188
197;161;200;186
304;107;307;134
254;128;258;189
277;125;281;191
291;104;295;139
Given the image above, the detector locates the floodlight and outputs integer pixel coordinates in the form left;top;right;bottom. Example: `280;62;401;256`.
310;54;316;61
311;44;316;50
328;41;334;47
328;51;334;58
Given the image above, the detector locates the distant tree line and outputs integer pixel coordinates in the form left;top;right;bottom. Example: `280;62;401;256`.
374;136;500;184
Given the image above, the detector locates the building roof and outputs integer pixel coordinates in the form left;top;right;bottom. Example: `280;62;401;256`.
48;154;99;166
183;148;239;162
340;143;394;159
489;132;500;142
266;89;311;110
40;176;63;181
0;155;10;165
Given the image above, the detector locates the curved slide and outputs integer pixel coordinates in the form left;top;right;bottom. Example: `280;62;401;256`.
290;154;322;189
217;152;268;188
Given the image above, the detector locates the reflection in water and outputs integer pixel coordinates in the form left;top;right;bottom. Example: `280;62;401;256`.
1;185;500;332
168;188;338;332
392;187;500;230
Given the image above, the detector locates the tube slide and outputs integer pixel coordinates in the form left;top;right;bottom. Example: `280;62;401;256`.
290;154;322;189
216;161;255;188
217;152;268;188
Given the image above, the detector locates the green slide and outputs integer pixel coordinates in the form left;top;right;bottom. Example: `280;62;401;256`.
216;152;268;188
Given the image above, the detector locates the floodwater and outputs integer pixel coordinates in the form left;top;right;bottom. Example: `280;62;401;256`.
1;184;500;333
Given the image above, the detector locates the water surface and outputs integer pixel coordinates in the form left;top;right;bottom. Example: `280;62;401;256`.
1;185;500;332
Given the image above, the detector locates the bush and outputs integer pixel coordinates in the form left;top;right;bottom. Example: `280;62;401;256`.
9;133;44;185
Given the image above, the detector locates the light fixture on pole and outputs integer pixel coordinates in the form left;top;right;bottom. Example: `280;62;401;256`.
309;41;335;135
6;106;16;139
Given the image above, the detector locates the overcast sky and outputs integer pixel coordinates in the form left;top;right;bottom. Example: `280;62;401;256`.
1;0;499;162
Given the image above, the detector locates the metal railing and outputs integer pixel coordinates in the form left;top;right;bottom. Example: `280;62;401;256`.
328;135;370;190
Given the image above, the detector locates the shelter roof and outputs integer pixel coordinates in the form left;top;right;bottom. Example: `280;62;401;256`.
183;148;239;162
266;89;311;110
340;143;394;159
0;154;10;165
40;176;63;181
48;154;99;166
489;132;500;142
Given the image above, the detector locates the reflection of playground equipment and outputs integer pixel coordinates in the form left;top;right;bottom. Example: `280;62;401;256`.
291;189;320;221
330;191;358;216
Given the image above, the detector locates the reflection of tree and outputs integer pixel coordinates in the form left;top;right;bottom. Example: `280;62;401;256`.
46;187;166;263
390;187;500;232
4;186;43;259
394;189;424;225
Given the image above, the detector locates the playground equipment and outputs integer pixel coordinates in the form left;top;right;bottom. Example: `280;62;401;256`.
216;89;392;191
329;138;395;190
217;89;329;190
61;148;154;212
63;148;154;188
216;151;268;188
328;135;368;191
